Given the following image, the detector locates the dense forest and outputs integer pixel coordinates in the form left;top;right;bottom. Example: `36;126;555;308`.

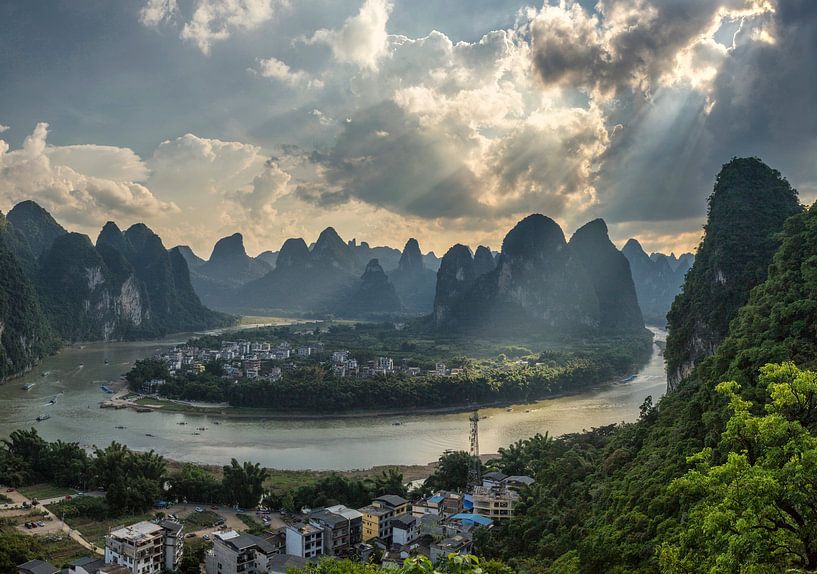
470;164;817;572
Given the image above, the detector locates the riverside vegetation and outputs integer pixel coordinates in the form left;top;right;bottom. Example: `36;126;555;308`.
124;322;653;412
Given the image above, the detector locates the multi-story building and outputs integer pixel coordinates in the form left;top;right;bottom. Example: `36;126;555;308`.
285;522;324;558
471;485;519;521
159;520;184;571
308;506;362;557
205;531;276;574
430;535;472;564
411;491;464;518
105;522;166;574
358;495;410;542
390;514;419;546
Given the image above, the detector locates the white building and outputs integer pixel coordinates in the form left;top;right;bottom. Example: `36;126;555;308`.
105;522;165;574
390;514;419;546
285;522;324;558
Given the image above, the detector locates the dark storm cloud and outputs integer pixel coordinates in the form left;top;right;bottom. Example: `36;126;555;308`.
596;0;817;222
299;101;489;218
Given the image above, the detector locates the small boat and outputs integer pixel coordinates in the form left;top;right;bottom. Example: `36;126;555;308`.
192;432;201;436
104;360;109;364
22;383;35;391
196;427;208;431
621;374;637;383
99;385;114;394
46;399;56;406
145;433;155;437
79;363;84;367
36;414;50;422
176;422;187;425
114;425;127;429
391;421;402;426
213;421;221;425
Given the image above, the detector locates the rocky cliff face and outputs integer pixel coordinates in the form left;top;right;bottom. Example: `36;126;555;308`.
433;244;477;329
623;239;693;326
568;219;643;332
390;238;436;314
473;245;496;277
433;214;644;336
344;259;402;316
9;204;230;342
665;157;802;391
0;211;56;380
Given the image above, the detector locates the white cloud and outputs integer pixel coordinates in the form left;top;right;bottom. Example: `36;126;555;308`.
250;57;324;88
139;0;178;26
0;123;177;227
0;124;9;133
46;144;150;182
140;0;285;55
307;0;392;71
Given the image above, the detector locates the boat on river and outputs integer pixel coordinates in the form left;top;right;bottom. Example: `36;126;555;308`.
99;385;114;394
22;383;35;391
621;374;637;383
36;414;50;422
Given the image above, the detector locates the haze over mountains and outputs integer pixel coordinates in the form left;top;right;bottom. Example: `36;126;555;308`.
0;197;696;379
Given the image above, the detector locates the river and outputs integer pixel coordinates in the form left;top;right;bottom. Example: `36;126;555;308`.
0;328;667;470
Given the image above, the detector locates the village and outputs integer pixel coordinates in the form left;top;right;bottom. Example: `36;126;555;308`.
8;468;533;574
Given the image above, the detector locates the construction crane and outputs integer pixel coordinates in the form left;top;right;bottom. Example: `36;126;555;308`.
468;410;481;489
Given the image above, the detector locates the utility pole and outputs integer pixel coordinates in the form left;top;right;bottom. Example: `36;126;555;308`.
468;410;481;489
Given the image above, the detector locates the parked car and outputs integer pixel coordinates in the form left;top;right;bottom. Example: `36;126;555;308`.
6;488;14;492
194;506;204;512
185;533;197;538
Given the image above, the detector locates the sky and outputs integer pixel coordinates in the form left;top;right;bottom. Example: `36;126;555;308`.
1;0;816;259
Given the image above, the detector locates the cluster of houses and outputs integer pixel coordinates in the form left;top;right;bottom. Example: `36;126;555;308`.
145;336;467;392
206;471;531;573
17;472;530;574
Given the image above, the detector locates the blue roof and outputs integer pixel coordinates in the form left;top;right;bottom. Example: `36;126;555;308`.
450;513;493;526
463;494;473;510
428;495;444;503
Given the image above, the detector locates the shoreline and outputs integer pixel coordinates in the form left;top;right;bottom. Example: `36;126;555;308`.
113;367;652;421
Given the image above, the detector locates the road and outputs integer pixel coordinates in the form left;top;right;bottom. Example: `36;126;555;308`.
1;486;103;555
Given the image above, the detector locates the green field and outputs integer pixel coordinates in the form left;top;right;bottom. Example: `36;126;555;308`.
182;509;222;529
36;534;93;562
18;483;76;500
53;510;158;547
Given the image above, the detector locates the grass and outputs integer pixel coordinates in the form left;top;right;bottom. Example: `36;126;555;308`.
182;510;222;529
264;470;321;495
236;513;266;535
0;493;10;504
55;511;158;548
18;483;75;500
36;534;92;562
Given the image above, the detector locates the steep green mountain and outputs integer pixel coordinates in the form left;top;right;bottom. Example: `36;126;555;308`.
255;250;277;268
0;212;56;380
350;239;402;272
433;215;643;336
483;164;817;574
665;158;801;390
569;219;643;332
30;215;230;341
623;239;693;326
311;227;358;272
6;200;66;259
433;244;478;329
343;258;403;316
389;238;437;313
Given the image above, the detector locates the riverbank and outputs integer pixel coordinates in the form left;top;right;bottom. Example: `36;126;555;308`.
112;371;650;420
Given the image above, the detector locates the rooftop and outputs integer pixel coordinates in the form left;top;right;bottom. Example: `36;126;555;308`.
18;560;59;574
391;514;417;529
108;521;163;540
373;494;409;508
449;513;493;527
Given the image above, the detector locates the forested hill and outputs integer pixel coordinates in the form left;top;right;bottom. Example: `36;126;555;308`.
664;158;801;391
481;160;817;573
0;212;57;380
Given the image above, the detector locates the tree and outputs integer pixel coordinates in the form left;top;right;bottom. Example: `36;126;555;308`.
222;459;269;509
425;451;476;491
370;468;407;498
661;363;817;572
